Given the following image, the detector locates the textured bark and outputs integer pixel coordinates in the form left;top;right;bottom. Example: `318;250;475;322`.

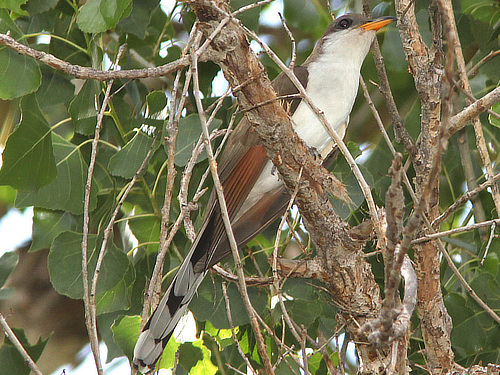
395;0;455;372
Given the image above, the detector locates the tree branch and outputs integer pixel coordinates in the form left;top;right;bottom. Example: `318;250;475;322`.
0;32;191;81
0;313;44;375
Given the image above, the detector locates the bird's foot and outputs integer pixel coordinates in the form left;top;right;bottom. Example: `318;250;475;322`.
307;146;322;161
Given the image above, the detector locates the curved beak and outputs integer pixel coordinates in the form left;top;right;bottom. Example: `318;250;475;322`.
358;16;397;31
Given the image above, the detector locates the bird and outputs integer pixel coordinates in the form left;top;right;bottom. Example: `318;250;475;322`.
133;13;396;373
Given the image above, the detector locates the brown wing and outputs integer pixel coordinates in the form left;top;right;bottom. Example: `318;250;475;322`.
193;65;310;270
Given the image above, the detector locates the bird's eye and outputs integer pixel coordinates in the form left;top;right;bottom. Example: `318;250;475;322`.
338;18;352;29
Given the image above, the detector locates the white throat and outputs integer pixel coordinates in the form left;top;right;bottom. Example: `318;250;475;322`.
293;28;376;155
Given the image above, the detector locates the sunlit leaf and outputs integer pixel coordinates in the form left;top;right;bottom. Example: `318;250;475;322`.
111;315;141;360
77;0;133;33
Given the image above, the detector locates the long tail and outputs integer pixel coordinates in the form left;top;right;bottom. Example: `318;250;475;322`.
132;241;210;373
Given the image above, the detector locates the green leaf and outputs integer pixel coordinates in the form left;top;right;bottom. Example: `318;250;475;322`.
0;328;48;375
0;251;18;288
96;261;135;314
48;231;130;299
15;133;98;215
111;315;141;360
157;336;181;370
0;0;28;16
190;277;267;329
146;90;167;116
189;339;218;375
174;114;222;167
108;129;158;179
68;79;101;135
490;102;500;128
29;208;81;252
96;279;130;314
23;0;58;14
118;0;158;39
0;10;41;98
0;94;56;190
77;0;133;33
128;214;161;253
37;72;75;107
462;0;500;26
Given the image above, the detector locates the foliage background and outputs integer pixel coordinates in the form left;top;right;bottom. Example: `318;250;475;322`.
0;0;498;374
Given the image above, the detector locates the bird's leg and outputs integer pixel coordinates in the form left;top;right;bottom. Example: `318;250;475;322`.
307;146;322;161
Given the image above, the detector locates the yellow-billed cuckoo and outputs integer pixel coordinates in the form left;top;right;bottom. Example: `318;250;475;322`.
133;13;395;372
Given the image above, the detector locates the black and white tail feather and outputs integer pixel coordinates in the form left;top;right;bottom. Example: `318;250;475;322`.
133;237;211;373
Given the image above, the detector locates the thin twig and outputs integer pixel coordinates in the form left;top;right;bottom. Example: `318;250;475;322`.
300;325;309;375
456;129;487;233
271;168;309;374
453;80;500;120
278;12;297;69
413;219;500;244
221;281;256;374
435;231;500;325
81;45;126;375
0;313;44;375
466;49;500;77
213;265;273;286
91;128;160;330
432;172;500;228
447;86;500;136
141;27;194;323
479;222;496;267
438;0;500;217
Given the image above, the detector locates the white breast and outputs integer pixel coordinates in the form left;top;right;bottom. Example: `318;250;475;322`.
233;28;376;222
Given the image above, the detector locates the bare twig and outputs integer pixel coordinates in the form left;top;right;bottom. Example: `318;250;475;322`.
466;50;500;77
278;12;297;69
436;0;500;217
221;282;256;374
456;130;487;234
0;313;44;375
141;26;195;323
91;128;160;329
413;219;500;244
81;46;127;375
213;265;273;286
453;80;500;120
436;233;500;325
432;172;500;228
479;222;496;267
